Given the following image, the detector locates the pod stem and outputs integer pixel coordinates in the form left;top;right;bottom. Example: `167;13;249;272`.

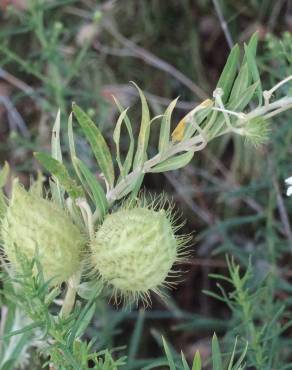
61;198;95;317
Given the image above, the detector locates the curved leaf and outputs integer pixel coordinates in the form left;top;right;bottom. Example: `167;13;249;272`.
132;83;151;169
216;44;240;103
150;151;194;173
73;157;108;217
159;98;178;153
72;103;115;189
34;152;84;199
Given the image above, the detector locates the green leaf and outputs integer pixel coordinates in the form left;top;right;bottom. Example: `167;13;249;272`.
212;333;223;370
68;295;99;348
150;151;194;173
132;83;151;169
72;103;115;189
0;321;42;340
162;337;176;370
1;359;17;370
244;32;258;61
34;152;84;199
232;341;248;370
113;106;134;178
159;98;178;154
181;352;191;370
113;97;135;178
73;157;108;217
228;82;258;112
244;42;262;105
227;337;237;370
50;110;64;205
68;112;83;183
51;109;62;162
192;351;202;370
75;302;97;338
128;310;145;362
230;63;250;102
216;44;240;103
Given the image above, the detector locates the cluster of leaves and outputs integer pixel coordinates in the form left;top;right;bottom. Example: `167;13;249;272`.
0;244;249;369
161;334;247;370
33;33;273;221
0;250;126;370
205;257;291;369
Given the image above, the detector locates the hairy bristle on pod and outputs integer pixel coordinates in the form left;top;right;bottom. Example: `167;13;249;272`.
89;197;190;306
1;181;85;286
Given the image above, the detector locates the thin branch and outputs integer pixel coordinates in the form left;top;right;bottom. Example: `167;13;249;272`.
0;68;34;95
212;0;234;50
106;92;292;204
100;20;209;100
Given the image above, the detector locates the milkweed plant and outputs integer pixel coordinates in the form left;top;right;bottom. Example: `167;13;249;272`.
0;33;292;369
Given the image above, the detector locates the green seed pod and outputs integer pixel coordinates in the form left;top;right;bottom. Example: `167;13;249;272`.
90;200;188;304
1;181;84;285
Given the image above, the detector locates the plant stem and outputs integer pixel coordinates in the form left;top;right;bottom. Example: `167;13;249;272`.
107;94;292;204
61;199;95;317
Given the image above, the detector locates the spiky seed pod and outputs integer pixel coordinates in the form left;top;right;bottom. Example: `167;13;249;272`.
1;181;85;285
90;200;188;305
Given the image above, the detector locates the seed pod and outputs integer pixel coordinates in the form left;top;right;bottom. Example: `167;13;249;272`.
90;201;188;304
1;181;84;285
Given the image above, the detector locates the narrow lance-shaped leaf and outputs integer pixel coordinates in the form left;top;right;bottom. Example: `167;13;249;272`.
132;82;151;169
230;63;250;102
181;352;191;370
227;337;237;370
212;333;223;370
150;151;194;173
192;351;202;370
51;109;62;162
68;112;82;180
162;337;176;370
34;152;84;199
113;97;135;178
243;31;258;62
50;110;64;205
232;340;248;370
75;302;97;338
244;43;262;105
68;113;92;199
159;97;178;154
216;44;240;103
73;157;108;217
113;107;132;178
72;103;115;189
128;310;145;362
